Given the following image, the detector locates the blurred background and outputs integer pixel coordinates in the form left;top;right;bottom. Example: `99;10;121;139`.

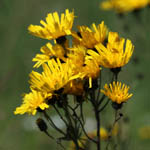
0;0;150;149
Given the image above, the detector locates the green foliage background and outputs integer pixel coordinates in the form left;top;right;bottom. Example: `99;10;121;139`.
0;0;150;149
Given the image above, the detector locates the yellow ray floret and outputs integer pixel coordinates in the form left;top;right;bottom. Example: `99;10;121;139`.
100;0;149;13
68;45;101;88
32;43;67;68
83;58;101;88
14;90;50;115
67;45;87;70
29;58;83;95
89;32;134;68
101;81;133;104
72;21;108;48
28;9;74;40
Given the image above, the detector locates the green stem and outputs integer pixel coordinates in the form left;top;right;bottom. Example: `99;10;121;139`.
90;87;101;150
95;109;101;150
43;111;65;135
99;99;110;112
63;103;80;150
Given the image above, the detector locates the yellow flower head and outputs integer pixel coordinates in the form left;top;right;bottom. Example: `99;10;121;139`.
67;45;100;88
72;21;108;49
94;32;134;68
67;45;86;70
29;58;82;95
83;58;101;88
89;127;109;140
139;126;150;139
33;42;67;68
14;90;50;115
68;127;109;150
100;0;114;10
28;9;74;40
68;139;86;150
101;81;133;104
100;0;149;13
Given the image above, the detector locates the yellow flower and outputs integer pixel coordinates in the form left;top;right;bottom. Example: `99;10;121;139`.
89;127;109;140
33;43;67;68
68;127;109;150
100;0;149;13
29;58;83;95
83;58;101;88
100;0;114;10
72;21;107;49
68;139;86;150
67;45;86;71
101;81;133;104
139;126;150;139
89;32;134;68
14;90;50;115
100;127;109;139
68;45;101;88
28;9;74;40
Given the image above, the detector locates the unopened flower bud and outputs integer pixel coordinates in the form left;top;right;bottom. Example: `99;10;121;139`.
36;118;48;132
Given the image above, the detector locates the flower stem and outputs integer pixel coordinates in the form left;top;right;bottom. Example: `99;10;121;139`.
95;110;101;150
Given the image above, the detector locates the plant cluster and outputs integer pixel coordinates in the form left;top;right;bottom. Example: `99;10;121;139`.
14;9;134;150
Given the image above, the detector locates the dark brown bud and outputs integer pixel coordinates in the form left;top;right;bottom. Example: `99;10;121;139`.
36;118;48;132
